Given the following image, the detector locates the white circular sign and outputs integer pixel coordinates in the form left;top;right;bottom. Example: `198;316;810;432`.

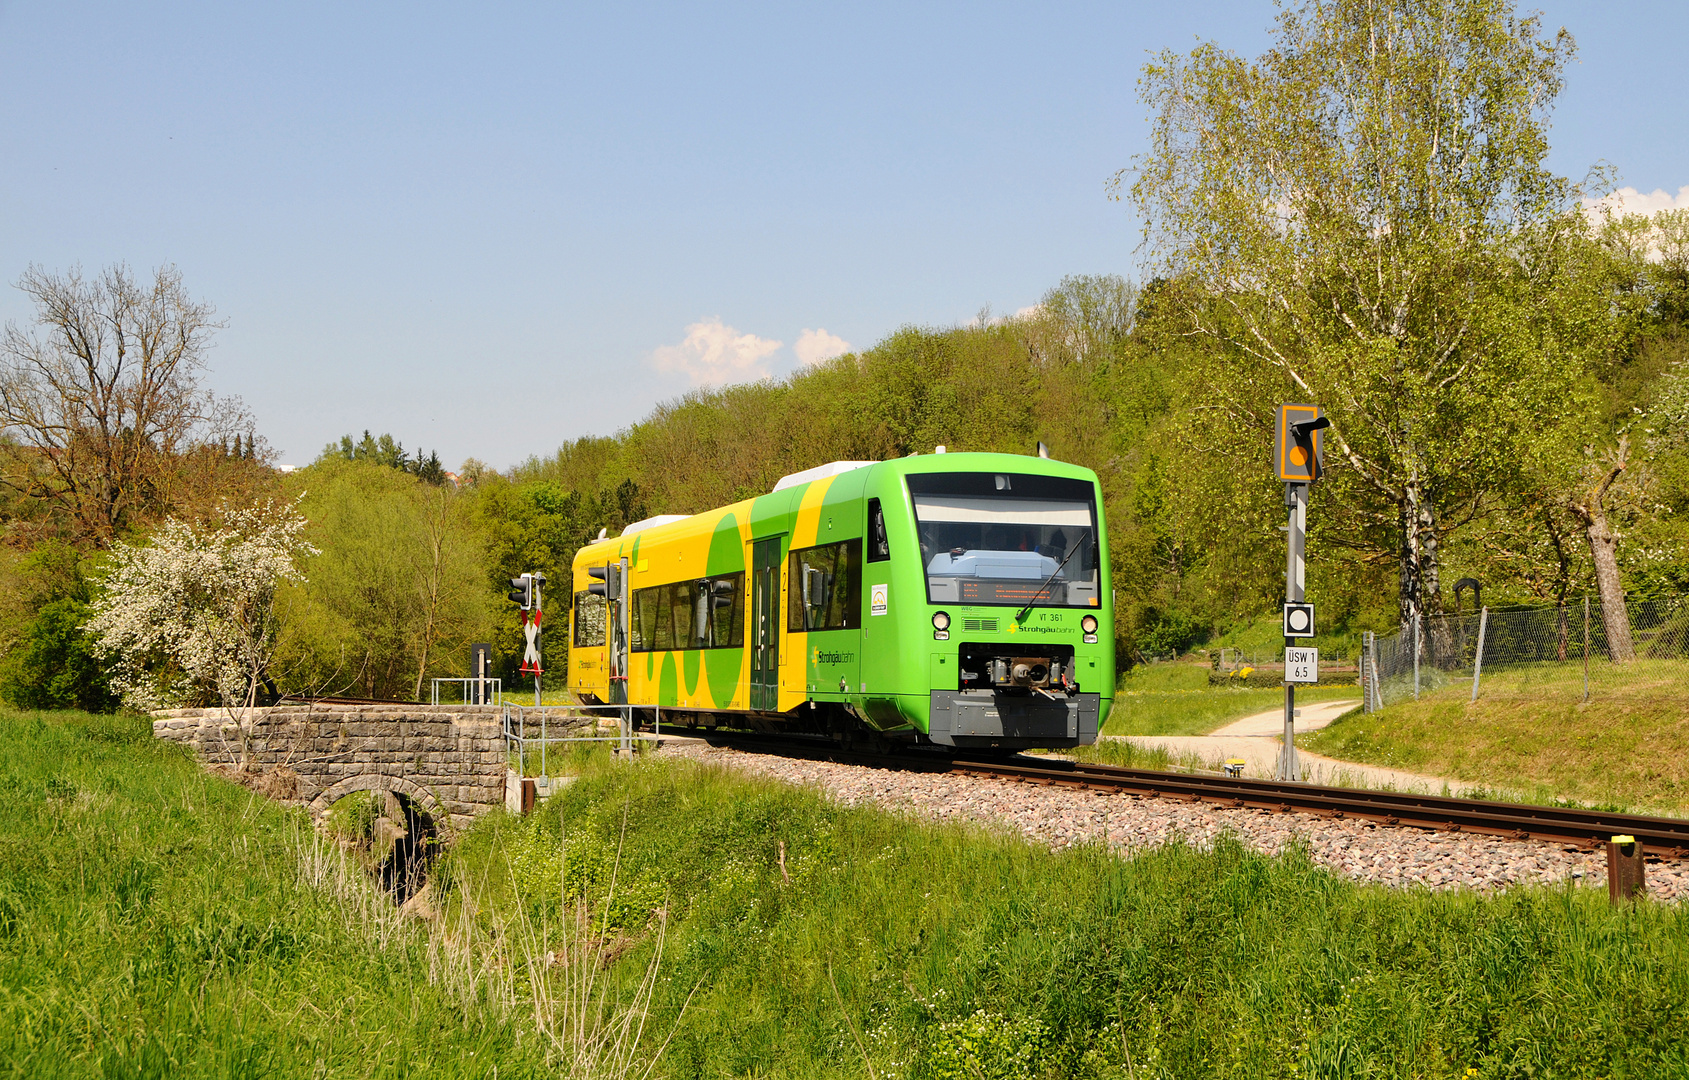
1288;608;1310;631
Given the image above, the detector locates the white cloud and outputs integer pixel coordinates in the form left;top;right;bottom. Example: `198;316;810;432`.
794;327;852;366
651;317;782;385
1583;185;1689;222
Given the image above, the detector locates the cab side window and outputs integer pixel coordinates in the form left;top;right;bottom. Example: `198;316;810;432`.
867;499;890;563
787;539;863;632
573;590;607;648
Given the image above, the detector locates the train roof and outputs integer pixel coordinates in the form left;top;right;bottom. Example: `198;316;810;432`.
570;449;1102;569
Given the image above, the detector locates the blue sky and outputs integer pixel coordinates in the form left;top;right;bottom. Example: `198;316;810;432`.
1;1;1684;470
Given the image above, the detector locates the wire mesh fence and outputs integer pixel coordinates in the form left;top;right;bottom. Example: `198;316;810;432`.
1360;594;1689;710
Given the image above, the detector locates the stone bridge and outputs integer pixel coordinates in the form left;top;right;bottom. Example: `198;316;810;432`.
152;703;508;830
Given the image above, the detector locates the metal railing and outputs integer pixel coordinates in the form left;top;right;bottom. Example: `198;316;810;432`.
1360;592;1689;711
430;677;503;706
502;701;667;777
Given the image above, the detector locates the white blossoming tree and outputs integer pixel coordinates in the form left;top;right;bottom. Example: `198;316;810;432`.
87;500;317;766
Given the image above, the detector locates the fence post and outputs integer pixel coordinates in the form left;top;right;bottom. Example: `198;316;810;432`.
1470;607;1489;703
1413;613;1421;700
1370;632;1381;711
1361;630;1371;713
1584;595;1591;702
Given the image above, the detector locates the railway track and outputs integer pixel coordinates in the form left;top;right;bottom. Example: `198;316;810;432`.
693;731;1689;861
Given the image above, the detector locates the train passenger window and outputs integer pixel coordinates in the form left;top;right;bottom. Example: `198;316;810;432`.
628;572;747;651
787;539;862;632
658;588;685;645
632;587;658;651
708;572;746;647
573;590;606;648
652;585;676;651
867;499;890;562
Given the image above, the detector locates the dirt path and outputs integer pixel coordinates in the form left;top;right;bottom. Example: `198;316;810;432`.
1105;698;1494;795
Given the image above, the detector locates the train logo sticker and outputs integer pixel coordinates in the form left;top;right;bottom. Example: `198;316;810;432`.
870;583;888;616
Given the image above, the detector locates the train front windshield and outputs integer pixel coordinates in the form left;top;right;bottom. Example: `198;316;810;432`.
908;472;1100;608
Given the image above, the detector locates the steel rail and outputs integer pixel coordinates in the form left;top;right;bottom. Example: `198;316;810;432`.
691;731;1689;860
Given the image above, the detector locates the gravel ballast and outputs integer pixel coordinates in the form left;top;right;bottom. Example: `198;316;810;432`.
662;741;1687;901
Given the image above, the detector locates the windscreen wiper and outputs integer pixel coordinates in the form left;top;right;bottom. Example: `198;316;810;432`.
1016;529;1089;622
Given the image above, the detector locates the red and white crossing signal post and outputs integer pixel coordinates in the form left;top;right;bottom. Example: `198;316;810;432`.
508;572;546;705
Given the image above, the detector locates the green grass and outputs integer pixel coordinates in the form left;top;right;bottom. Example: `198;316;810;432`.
0;708;548;1079
445;752;1689;1079
1303;659;1689;812
1104;663;1357;737
1062;738;1179;771
10;708;1689;1078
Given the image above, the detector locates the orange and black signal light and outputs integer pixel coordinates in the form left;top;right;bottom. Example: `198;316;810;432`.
508;573;533;610
1277;403;1329;483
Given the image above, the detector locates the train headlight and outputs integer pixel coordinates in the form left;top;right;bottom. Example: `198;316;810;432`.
1080;615;1098;634
932;611;950;631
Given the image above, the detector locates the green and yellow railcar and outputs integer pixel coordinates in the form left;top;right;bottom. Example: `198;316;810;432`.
567;452;1112;749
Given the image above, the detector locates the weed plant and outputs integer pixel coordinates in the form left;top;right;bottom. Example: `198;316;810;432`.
447;751;1689;1078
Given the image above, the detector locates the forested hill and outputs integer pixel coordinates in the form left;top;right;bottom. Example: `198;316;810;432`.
3;258;1684;710
498;258;1689;663
505;275;1194;648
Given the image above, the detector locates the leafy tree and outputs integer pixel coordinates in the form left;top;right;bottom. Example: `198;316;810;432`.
276;459;489;700
473;475;649;688
0;541;117;711
1124;0;1623;627
0;598;117;712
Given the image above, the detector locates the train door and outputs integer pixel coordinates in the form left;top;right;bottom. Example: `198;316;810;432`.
751;536;783;711
609;556;630;705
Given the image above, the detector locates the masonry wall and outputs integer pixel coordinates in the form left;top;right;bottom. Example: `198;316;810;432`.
152;704;507;829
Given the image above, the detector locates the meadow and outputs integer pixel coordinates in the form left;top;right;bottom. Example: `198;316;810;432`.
6;707;1689;1078
0;708;547;1079
457;749;1689;1079
1303;660;1689;812
1100;661;1357;738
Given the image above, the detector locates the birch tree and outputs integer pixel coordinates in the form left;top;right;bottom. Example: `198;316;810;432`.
1125;0;1618;626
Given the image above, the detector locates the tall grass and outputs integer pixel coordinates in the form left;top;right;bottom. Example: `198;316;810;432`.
0;707;684;1079
447;751;1689;1078
8;708;1689;1077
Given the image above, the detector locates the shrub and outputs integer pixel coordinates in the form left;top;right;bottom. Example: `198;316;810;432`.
0;597;118;712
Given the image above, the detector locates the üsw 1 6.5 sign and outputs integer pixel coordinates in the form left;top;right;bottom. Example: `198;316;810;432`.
1284;647;1319;684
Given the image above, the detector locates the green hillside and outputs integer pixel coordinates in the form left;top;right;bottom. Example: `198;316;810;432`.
6;707;1689;1077
1303;663;1689;812
0;708;546;1078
